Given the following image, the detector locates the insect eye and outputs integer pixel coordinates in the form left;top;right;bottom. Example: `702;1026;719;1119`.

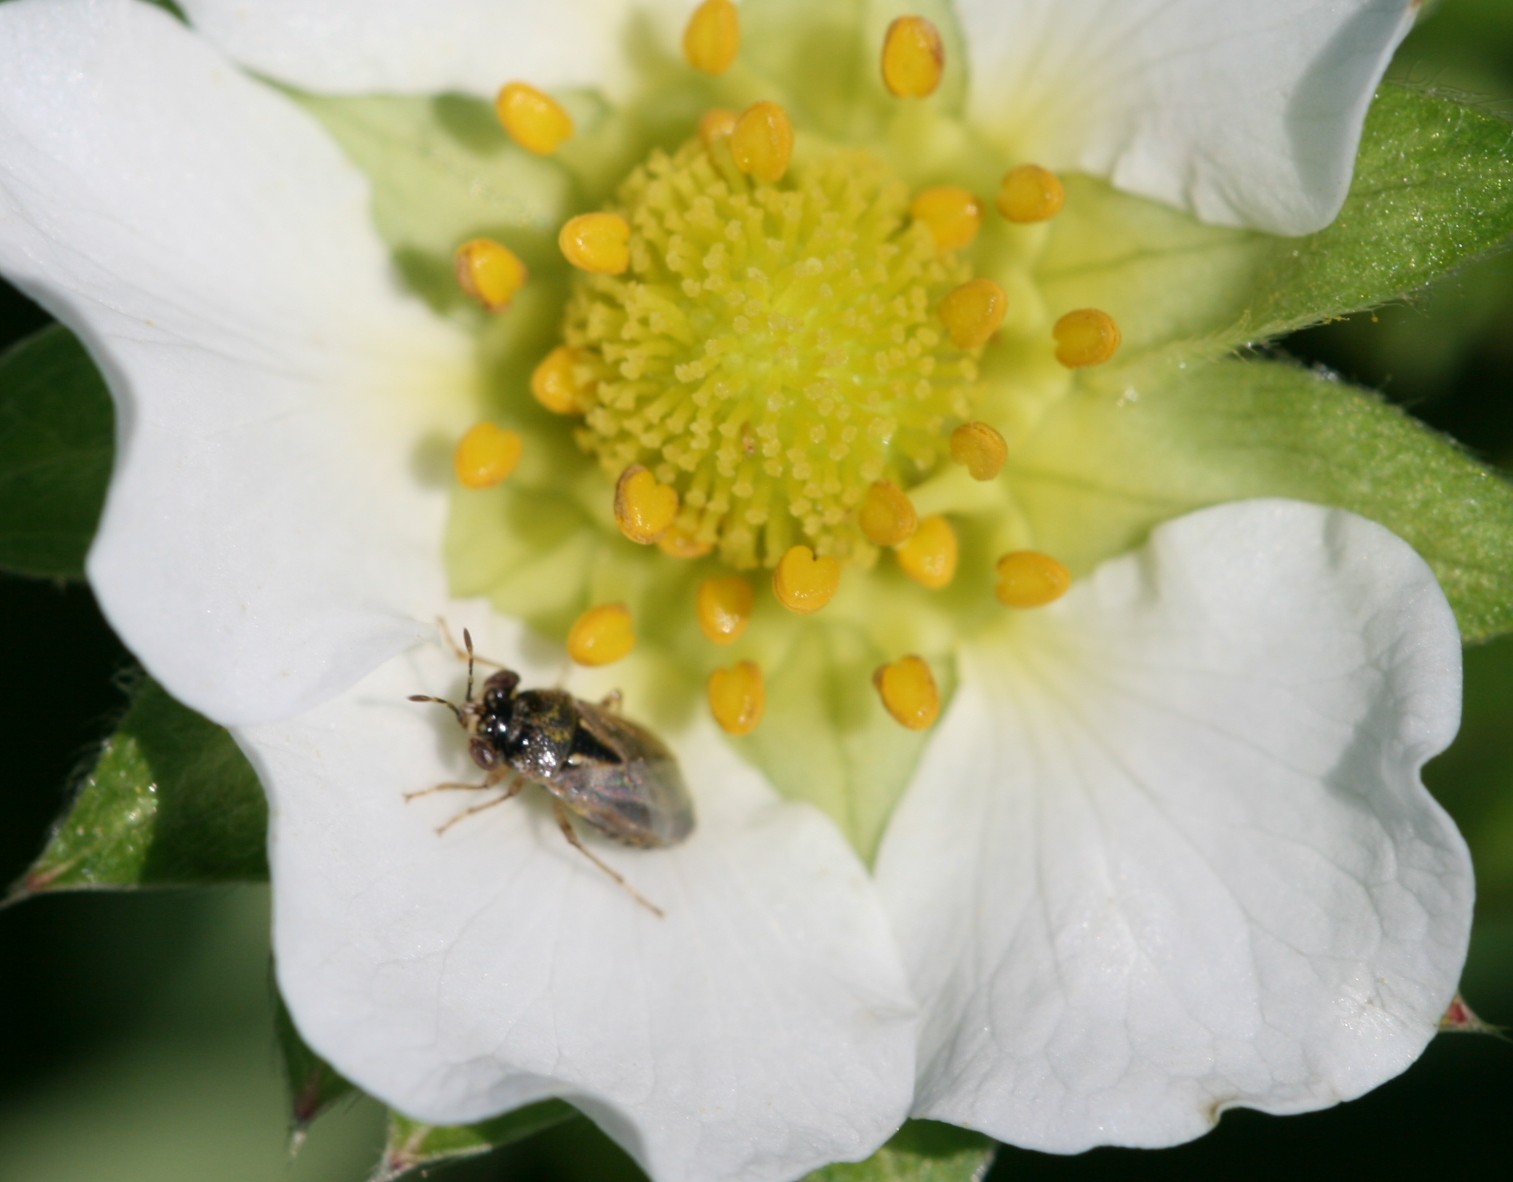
467;736;499;769
482;687;515;718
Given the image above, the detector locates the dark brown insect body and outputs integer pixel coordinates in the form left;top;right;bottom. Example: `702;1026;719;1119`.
408;629;693;915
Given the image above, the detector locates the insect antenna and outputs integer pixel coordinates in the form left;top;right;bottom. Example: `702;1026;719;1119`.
462;628;477;702
408;694;465;726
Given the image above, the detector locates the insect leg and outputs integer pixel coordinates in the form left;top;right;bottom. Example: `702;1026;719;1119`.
598;689;624;713
552;800;665;918
403;780;491;802
433;775;528;836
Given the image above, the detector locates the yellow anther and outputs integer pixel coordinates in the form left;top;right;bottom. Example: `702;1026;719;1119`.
453;422;522;490
614;464;680;544
949;421;1008;481
996;163;1064;223
873;655;941;730
858;481;919;547
683;0;740;75
939;278;1007;349
494;81;574;155
730;101;795;184
530;345;584;414
698;107;739;147
658;522;715;560
772;545;842;614
708;660;765;736
1053;308;1122;368
453;238;526;312
560;212;631;275
909;186;982;252
566;602;636;666
895;515;958;589
995;551;1072;607
881;16;945;98
696;575;755;645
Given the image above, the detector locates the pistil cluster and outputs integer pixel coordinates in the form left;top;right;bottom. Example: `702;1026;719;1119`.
448;0;1122;738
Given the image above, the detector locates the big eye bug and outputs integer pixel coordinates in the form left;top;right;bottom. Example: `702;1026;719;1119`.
407;627;694;916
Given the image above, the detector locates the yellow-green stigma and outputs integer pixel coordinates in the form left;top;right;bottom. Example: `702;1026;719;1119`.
562;138;980;570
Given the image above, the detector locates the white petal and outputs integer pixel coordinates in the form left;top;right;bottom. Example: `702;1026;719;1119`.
956;0;1417;233
0;0;473;726
875;501;1471;1150
180;0;687;96
245;612;917;1182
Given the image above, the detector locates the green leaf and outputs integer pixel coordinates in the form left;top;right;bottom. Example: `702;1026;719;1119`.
375;1102;578;1182
274;992;358;1144
15;678;267;895
0;324;114;579
1011;354;1513;643
804;1122;995;1182
1040;85;1513;359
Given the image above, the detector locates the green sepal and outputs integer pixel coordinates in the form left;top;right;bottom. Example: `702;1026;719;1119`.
740;621;955;864
14;678;268;896
0;325;113;580
1043;85;1513;360
803;1122;995;1182
1241;84;1513;340
1012;355;1513;643
741;0;968;137
289;91;576;313
274;992;358;1145
374;1102;578;1182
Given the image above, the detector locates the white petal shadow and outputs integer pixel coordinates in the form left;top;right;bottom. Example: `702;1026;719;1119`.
876;500;1471;1150
0;0;472;726
181;0;689;96
955;0;1416;233
244;612;917;1182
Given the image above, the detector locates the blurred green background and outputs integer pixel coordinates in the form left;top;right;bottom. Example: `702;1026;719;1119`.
4;3;1513;1179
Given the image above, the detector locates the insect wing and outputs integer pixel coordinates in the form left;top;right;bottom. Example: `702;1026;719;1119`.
552;702;695;847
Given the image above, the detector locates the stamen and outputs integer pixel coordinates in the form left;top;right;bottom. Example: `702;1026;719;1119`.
696;574;755;644
1053;309;1122;368
495;82;574;155
772;545;842;614
997;164;1064;223
454;238;527;312
949;421;1007;481
995;551;1072;607
881;16;945;98
566;602;637;665
708;660;765;735
453;423;523;489
895;515;958;589
560;212;631;275
530;345;585;414
910;186;982;251
614;465;680;543
658;524;716;560
873;655;941;730
939;278;1008;348
683;0;740;75
730;101;795;183
858;481;919;547
699;107;738;146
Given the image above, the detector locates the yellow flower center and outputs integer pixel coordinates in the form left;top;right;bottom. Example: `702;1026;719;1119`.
563;138;978;570
448;10;1125;739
